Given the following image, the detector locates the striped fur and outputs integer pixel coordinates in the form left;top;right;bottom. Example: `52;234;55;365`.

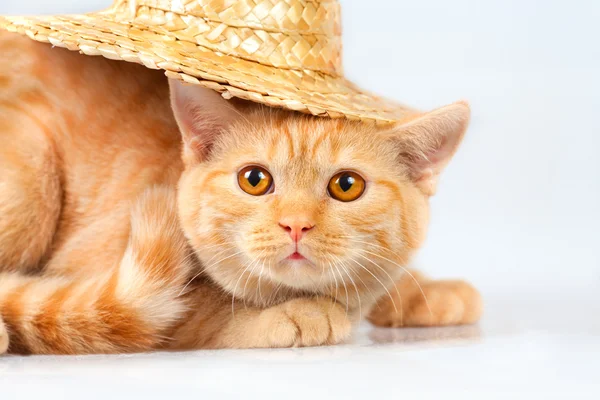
0;188;194;354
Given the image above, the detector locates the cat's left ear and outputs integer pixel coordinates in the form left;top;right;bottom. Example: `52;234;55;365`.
169;79;240;163
387;101;470;196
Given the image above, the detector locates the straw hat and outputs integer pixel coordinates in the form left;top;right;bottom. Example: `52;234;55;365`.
1;0;421;123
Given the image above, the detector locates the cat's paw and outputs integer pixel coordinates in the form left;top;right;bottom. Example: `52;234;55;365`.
259;298;352;348
368;280;483;328
0;316;9;354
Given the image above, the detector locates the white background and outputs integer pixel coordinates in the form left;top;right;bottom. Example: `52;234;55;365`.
1;1;599;399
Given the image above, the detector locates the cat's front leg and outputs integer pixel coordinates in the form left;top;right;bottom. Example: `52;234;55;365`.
368;270;483;328
213;298;354;349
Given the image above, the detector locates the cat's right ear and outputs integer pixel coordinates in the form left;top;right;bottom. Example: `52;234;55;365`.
386;101;470;196
169;79;239;163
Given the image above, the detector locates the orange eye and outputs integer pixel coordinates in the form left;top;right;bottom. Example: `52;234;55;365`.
328;171;366;202
238;166;273;196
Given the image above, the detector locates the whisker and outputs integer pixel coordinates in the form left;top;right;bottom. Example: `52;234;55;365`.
267;280;284;305
348;256;398;314
231;254;261;316
200;245;236;266
242;249;266;309
330;256;349;315
359;249;430;320
333;255;361;321
343;259;380;308
179;250;244;296
257;258;267;305
342;237;395;253
327;260;340;311
317;260;327;286
199;241;237;250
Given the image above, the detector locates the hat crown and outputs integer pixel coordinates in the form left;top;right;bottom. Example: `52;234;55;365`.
109;0;343;75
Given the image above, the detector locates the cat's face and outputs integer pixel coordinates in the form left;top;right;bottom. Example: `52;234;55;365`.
172;81;469;309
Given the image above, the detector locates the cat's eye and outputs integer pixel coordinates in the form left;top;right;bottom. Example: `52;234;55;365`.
238;166;273;196
328;171;366;202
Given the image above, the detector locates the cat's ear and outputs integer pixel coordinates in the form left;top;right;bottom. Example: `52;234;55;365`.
169;79;239;162
388;101;470;196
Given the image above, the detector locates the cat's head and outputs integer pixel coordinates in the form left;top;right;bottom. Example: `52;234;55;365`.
170;80;469;309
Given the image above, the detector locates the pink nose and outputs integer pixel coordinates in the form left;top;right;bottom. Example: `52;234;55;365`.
279;217;315;243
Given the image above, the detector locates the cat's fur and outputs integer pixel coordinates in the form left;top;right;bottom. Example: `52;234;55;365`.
0;32;481;355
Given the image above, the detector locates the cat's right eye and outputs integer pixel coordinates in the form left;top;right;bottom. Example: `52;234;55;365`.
237;166;274;196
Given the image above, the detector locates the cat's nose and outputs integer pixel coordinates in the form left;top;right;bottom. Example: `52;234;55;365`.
279;217;314;243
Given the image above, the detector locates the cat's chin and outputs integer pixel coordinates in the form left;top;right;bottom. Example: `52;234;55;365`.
266;258;330;290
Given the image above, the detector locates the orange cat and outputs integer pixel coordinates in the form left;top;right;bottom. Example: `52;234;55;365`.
0;32;481;355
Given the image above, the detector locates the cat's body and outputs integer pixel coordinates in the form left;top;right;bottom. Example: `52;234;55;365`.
0;32;481;355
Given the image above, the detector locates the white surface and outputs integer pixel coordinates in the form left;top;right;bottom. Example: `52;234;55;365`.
1;0;599;398
1;290;599;399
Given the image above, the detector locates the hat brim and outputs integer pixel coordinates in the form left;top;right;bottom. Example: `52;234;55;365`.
1;11;418;124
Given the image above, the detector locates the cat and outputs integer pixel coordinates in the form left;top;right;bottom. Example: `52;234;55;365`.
0;31;481;355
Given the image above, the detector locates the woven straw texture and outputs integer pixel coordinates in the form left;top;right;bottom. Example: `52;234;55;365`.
0;0;415;123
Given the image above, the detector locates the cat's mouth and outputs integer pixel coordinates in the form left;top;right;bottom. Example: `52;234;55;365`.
286;252;306;261
282;250;316;267
267;249;327;288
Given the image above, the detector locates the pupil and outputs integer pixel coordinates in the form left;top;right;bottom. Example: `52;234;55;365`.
339;174;355;192
247;169;264;187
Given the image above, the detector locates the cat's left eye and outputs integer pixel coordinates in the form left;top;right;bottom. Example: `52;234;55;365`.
238;166;273;196
328;171;366;202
